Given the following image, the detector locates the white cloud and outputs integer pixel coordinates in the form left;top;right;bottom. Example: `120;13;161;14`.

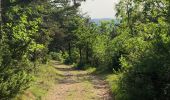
80;0;120;19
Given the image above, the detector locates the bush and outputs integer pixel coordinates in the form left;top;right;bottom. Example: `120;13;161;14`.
64;49;79;65
118;47;170;100
0;69;33;99
115;23;170;99
49;52;64;61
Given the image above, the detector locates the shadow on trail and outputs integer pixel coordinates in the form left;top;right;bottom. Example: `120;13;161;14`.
51;61;113;100
56;71;90;85
53;64;89;85
55;67;75;72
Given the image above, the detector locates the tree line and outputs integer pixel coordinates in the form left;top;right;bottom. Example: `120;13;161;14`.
0;0;84;99
0;0;170;100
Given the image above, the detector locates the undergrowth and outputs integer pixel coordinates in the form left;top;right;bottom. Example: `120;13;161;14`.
15;61;63;100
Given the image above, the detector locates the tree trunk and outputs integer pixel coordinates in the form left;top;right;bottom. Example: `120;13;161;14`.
86;43;89;63
79;47;82;63
0;0;7;39
126;2;133;35
68;42;71;60
0;0;2;39
0;0;1;23
73;0;76;5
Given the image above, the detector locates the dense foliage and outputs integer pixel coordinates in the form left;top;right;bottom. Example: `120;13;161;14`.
114;0;170;99
1;0;170;99
0;0;84;99
49;0;170;100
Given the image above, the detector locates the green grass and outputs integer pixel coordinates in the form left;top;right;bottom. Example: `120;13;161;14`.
15;61;121;100
105;72;123;100
87;66;122;99
86;67;96;73
15;61;63;100
106;73;121;92
83;65;122;99
65;81;96;100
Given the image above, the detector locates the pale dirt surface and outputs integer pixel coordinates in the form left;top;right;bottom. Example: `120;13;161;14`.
43;61;113;100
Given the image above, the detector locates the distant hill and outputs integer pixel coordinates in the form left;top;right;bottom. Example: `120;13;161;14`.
90;18;120;25
90;18;112;25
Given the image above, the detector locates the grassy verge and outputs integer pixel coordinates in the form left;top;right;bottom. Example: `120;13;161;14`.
86;66;122;99
15;61;63;100
106;73;122;98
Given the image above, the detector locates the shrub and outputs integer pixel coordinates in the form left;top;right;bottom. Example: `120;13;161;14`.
49;52;64;61
0;69;33;99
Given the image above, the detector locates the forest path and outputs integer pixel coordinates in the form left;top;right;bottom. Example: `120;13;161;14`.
43;61;113;100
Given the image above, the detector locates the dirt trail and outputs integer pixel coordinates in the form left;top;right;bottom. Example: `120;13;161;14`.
43;61;113;100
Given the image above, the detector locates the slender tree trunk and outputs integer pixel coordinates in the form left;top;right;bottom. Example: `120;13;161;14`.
126;1;133;35
68;42;71;60
0;0;2;39
168;1;170;35
79;47;82;64
1;0;6;24
73;0;76;5
95;57;99;67
126;3;130;26
86;43;89;63
0;0;1;23
0;0;7;39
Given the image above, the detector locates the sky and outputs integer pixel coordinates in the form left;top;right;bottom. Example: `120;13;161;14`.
80;0;120;19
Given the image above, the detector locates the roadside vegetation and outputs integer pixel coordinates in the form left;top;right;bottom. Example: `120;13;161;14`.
1;0;170;100
15;61;63;100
